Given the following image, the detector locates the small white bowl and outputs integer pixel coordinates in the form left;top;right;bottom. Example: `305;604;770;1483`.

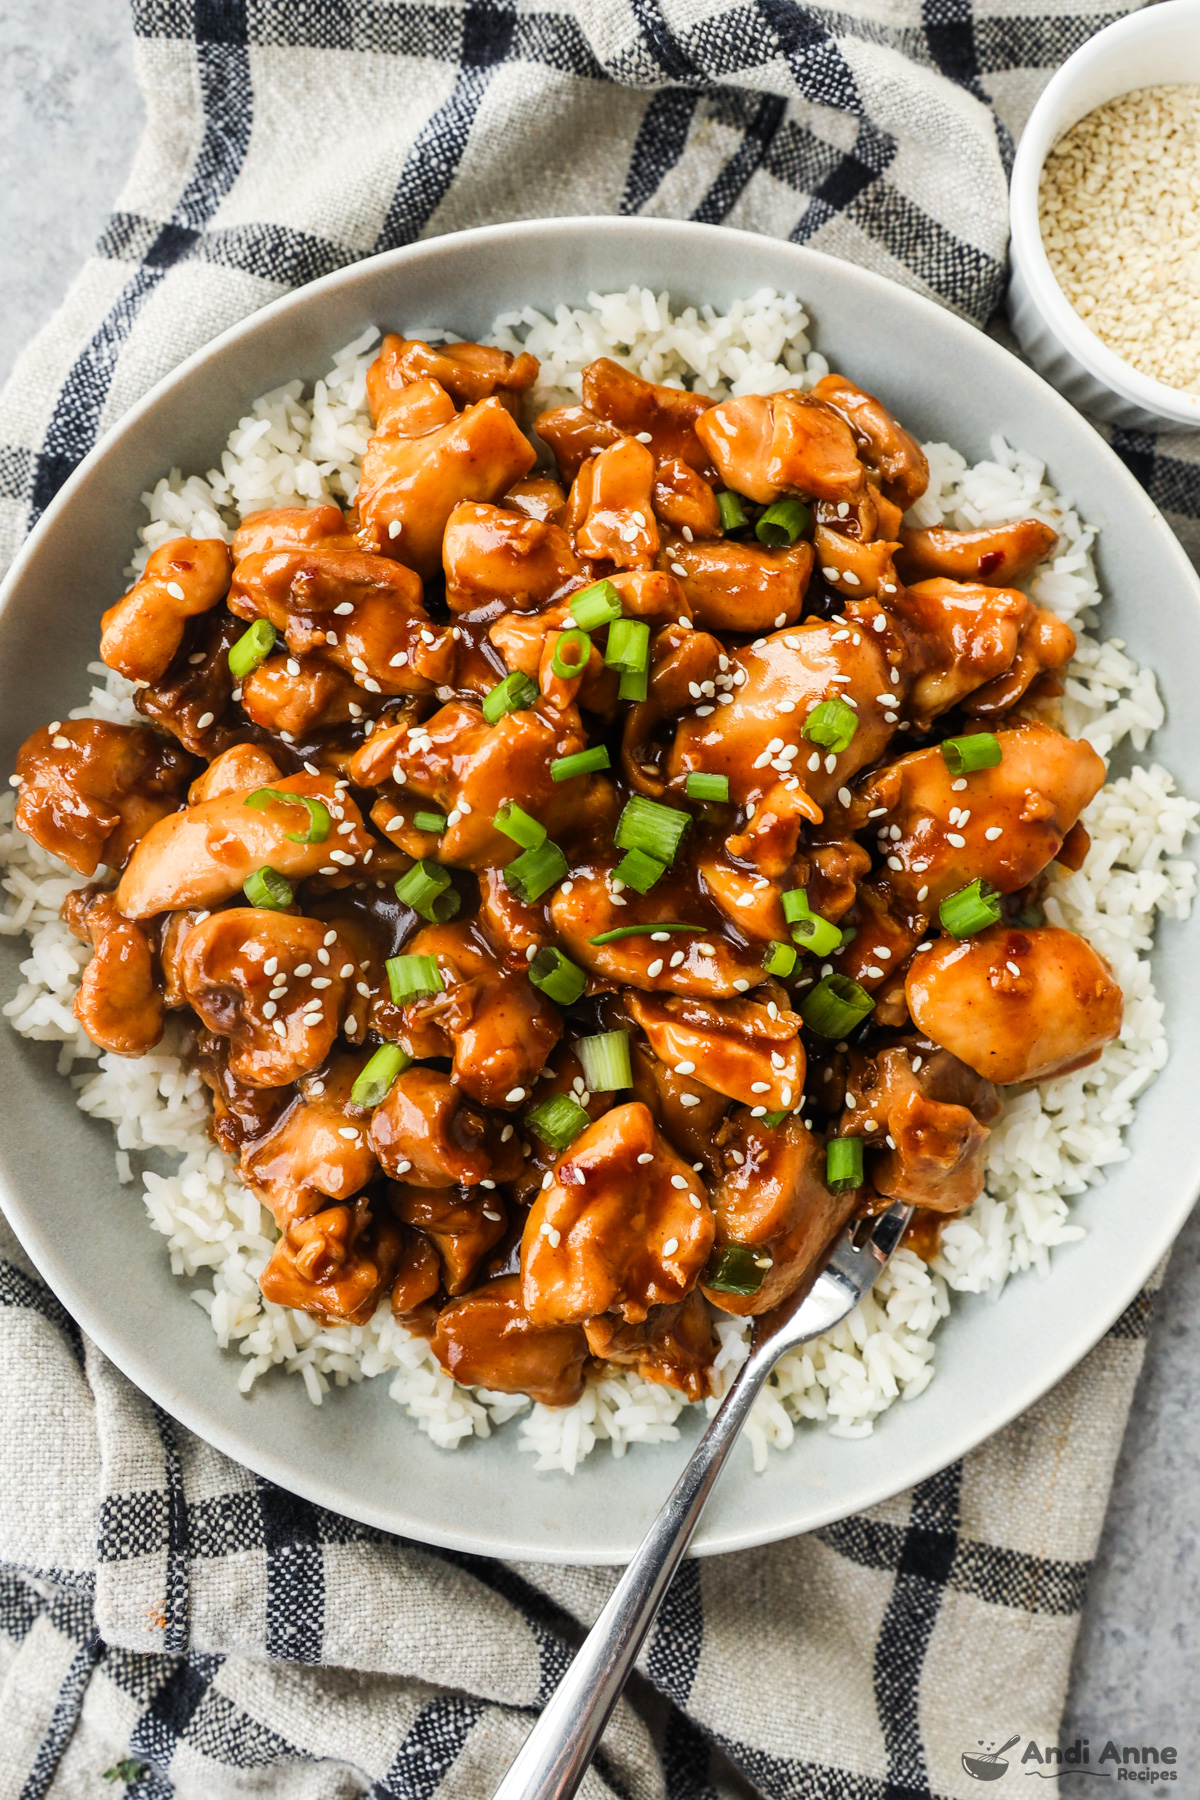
1009;0;1200;430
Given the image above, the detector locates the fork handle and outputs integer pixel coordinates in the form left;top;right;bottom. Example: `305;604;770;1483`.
491;1341;772;1800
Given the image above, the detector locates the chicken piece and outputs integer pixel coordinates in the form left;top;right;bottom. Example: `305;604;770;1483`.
502;476;567;523
259;1197;401;1325
960;604;1077;717
441;502;582;614
571;439;660;570
651;457;721;539
659;537;813;633
811;521;900;601
607;568;689;623
885;578;1064;723
196;1030;295;1156
628;991;804;1113
703;1114;856;1316
844;1045;1002;1213
696;852;790;943
431;1274;591;1405
533;405;625;485
232;504;357;560
115;771;373;918
896;517;1058;586
581;358;715;475
135;608;241;757
584;1289;716;1401
695;392;865;505
849;721;1106;911
549;864;765;998
16;719;193;877
629;1035;730;1171
239;1054;379;1230
522;1102;714;1326
391;1184;507;1295
357;392;537;579
229;542;451;694
99;537;233;684
351;700;613;873
188;743;282;802
387;919;561;1109
906;925;1123;1085
830;880;928;994
60;887;163;1056
178;909;353;1087
810;374;929;508
240;652;378;737
390;1224;442;1317
475;866;551;961
368;335;539;414
621;624;724;795
368;1065;494;1188
158;905;209;1007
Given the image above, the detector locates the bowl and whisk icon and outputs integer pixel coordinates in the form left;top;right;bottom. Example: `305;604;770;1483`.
962;1735;1022;1780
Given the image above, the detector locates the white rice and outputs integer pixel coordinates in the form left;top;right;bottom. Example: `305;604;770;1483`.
2;289;1194;1475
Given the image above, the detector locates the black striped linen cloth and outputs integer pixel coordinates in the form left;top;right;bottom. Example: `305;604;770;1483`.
0;3;1194;1796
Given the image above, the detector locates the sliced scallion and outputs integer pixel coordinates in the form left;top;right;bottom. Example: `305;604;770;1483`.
826;1136;864;1193
504;841;568;904
525;1093;590;1151
550;628;591;680
618;666;649;703
551;745;610;782
482;670;538;724
414;810;446;834
351;1043;412;1108
939;878;1001;938
605;617;650;675
613;847;666;894
228;618;276;680
755;497;811;548
791;913;843;955
386;953;444;1003
941;732;1002;776
764;940;798;978
577;1030;632;1092
761;1110;790;1128
566;579;622;633
704;1244;764;1295
394;860;460;922
685;772;729;804
716;490;749;533
529;946;588;1006
243;865;292;910
800;973;875;1038
801;698;858;754
614;794;690;866
588;922;704;945
781;887;811;925
493;802;546;851
244;787;331;844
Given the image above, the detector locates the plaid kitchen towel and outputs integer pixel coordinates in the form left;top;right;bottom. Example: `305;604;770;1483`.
0;2;1196;1797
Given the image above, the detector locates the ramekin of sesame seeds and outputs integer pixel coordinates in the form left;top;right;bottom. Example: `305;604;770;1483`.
1009;0;1200;430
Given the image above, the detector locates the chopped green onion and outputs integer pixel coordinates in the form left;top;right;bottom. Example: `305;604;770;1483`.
781;887;811;924
244;787;331;844
577;1030;632;1092
941;732;1002;776
386;953;444;1003
756;497;811;548
605;618;650;674
686;772;730;804
800;973;875;1038
618;666;649;703
525;1093;590;1151
704;1244;764;1295
764;940;797;978
614;847;666;894
414;810;446;834
566;579;622;633
939;878;1001;938
761;1110;790;1128
493;802;546;850
504;841;568;904
529;946;588;1006
394;860;460;922
550;628;591;680
614;794;690;866
243;865;292;910
482;670;538;724
551;745;611;782
791;914;843;956
588;922;704;945
228;618;276;680
716;490;749;533
801;698;858;754
351;1043;412;1108
826;1136;864;1193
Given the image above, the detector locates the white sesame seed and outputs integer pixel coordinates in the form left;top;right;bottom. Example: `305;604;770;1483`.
917;886;929;902
985;826;1003;840
195;712;215;731
864;965;884;979
334;601;354;616
635;431;652;444
541;1173;554;1191
808;752;820;772
1007;960;1022;976
947;832;966;848
672;563;689;578
670;1175;688;1190
637;1152;654;1165
662;1237;679;1256
733;978;750;992
750;1081;770;1094
339;963;354;977
166;581;185;600
548;1228;561;1248
272;1020;287;1038
887;855;903;870
505;1087;526;1103
647;959;664;977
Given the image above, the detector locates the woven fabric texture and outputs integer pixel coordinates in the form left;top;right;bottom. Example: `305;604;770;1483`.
0;3;1194;1797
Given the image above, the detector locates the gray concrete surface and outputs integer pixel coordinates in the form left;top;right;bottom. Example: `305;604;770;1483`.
1;0;1197;1776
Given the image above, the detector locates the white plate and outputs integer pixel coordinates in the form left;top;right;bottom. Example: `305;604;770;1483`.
2;218;1198;1563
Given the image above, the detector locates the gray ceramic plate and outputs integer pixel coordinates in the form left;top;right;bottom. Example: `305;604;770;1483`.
2;219;1198;1564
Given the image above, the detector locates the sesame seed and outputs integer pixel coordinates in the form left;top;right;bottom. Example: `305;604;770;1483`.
822;566;839;581
670;1175;688;1190
669;950;685;968
166;581;185;600
864;965;884;978
541;1173;554;1191
273;1019;287;1038
751;1081;770;1093
947;832;966;848
334;601;354;615
636;430;652;444
672;563;688;578
196;712;214;731
1007;960;1022;976
985;826;1003;840
548;1228;561;1248
637;1152;654;1165
733;978;750;991
662;1237;679;1256
916;886;929;902
505;1087;526;1103
647;959;664;977
887;855;903;870
339;963;354;977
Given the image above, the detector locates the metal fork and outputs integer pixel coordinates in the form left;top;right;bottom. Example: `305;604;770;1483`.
491;1199;914;1800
